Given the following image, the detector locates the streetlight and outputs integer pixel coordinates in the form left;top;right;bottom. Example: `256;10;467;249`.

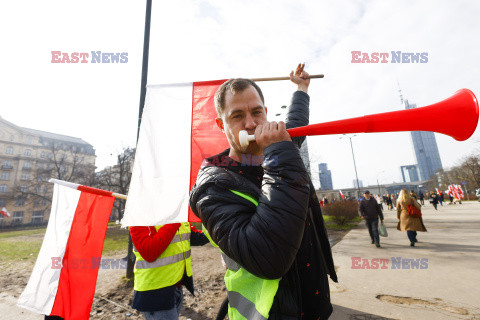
340;134;361;198
377;170;385;196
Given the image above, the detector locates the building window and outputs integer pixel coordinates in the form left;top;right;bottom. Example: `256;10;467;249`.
21;173;30;181
32;210;44;223
24;149;32;156
0;172;9;180
27;137;33;144
23;161;32;169
42;199;47;206
38;163;44;170
9;135;14;141
35;186;41;193
12;211;24;223
3;160;12;167
40;151;45;158
15;198;26;206
6;147;13;154
20;185;28;192
0;185;7;192
0;198;5;206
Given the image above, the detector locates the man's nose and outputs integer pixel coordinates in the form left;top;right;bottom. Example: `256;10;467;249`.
244;114;256;130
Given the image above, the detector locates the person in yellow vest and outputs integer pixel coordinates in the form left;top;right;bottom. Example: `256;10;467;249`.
130;223;208;320
190;64;337;320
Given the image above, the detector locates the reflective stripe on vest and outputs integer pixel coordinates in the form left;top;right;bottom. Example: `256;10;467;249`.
133;222;193;292
206;190;280;320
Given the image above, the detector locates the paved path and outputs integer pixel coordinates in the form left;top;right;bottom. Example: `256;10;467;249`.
329;201;480;320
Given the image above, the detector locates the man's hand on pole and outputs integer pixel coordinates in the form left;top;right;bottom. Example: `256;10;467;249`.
289;63;310;93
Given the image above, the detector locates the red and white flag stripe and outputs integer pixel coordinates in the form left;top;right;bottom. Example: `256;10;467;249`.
18;181;115;319
122;80;229;226
0;207;10;217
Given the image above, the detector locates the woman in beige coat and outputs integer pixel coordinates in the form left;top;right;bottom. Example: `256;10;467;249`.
397;189;427;246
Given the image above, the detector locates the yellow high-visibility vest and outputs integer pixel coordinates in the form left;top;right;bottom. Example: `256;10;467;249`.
133;222;192;292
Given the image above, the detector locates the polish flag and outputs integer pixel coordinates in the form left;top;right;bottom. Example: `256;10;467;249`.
339;190;345;200
18;181;115;319
435;188;440;195
0;207;10;217
122;80;229;226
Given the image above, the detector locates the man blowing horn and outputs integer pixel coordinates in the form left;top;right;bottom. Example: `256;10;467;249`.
190;64;337;320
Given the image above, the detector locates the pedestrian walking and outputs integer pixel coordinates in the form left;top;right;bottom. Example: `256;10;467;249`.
359;190;384;248
438;191;444;206
418;190;425;206
430;192;438;210
397;189;427;247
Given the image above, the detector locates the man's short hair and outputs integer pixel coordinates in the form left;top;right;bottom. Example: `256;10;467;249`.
214;78;265;118
364;190;370;194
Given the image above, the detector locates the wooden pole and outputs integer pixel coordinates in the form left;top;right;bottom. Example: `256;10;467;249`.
252;74;324;82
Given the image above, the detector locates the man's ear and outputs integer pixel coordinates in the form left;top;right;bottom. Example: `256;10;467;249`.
215;118;224;131
265;106;268;115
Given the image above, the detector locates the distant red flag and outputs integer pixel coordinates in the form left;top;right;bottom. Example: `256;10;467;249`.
0;207;10;217
339;190;345;200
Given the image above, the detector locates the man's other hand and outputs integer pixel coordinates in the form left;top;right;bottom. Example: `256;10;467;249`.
289;63;310;93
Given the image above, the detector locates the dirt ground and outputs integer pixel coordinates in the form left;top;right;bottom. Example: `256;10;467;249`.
0;228;349;320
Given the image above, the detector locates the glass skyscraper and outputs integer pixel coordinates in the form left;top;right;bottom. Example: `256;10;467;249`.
318;163;333;190
404;100;443;181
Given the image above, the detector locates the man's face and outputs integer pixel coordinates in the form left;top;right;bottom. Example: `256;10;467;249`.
364;193;371;199
216;85;268;158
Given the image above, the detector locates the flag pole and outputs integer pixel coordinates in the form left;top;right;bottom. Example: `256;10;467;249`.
49;179;127;200
252;74;324;82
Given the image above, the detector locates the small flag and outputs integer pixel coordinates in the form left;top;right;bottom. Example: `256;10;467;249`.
435;188;440;195
18;182;115;319
0;207;10;217
122;80;230;226
339;190;345;200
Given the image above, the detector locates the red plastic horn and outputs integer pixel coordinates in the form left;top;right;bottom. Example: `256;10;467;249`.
239;89;478;148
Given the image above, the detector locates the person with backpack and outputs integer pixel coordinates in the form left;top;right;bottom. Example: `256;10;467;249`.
397;189;427;247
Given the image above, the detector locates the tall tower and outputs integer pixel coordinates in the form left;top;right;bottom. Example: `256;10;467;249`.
402;96;443;181
318;163;333;190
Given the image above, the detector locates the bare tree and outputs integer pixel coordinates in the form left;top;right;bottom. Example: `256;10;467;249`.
96;147;135;279
8;142;95;216
96;147;135;220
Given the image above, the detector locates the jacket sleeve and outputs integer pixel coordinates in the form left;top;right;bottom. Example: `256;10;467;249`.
191;142;310;279
285;91;310;149
129;224;181;262
358;201;365;217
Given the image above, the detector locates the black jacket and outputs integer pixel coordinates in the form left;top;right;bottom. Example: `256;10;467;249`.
189;91;337;319
358;197;384;220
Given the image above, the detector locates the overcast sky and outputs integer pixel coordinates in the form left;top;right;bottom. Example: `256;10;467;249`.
1;0;479;189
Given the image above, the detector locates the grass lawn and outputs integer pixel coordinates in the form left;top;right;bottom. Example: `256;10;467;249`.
323;215;361;230
0;225;130;263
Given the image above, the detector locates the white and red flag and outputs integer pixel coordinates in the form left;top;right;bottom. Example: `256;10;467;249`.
435;187;440;195
0;207;10;217
18;180;115;319
122;80;230;226
339;190;345;200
